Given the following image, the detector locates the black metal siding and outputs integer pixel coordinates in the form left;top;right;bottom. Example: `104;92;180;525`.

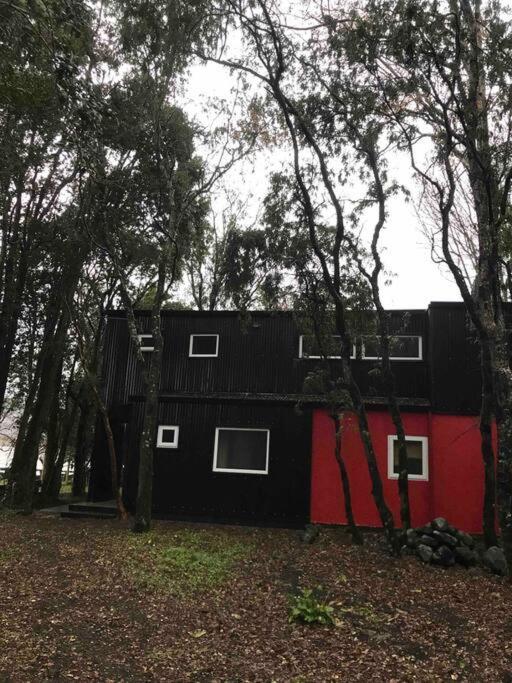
103;309;430;403
428;303;481;414
122;399;311;524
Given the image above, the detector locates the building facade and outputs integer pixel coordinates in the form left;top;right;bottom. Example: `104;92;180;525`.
90;303;492;532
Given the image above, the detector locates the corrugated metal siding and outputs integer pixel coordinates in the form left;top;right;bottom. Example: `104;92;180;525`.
104;309;430;403
429;304;481;414
122;399;311;524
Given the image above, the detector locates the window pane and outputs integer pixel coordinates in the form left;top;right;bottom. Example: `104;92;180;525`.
301;335;341;358
216;429;268;471
393;439;424;476
389;336;420;358
161;428;176;444
191;335;217;355
364;336;420;359
138;334;154;349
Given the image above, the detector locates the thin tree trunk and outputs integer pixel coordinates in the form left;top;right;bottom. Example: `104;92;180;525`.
133;255;166;533
72;393;95;497
480;344;499;547
332;413;363;545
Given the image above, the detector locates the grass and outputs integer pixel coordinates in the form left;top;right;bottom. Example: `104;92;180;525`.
122;527;252;596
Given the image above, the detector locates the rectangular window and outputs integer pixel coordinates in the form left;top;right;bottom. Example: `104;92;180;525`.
213;427;270;475
137;334;154;352
362;335;422;360
387;435;428;481
299;335;355;359
156;425;179;449
189;334;219;358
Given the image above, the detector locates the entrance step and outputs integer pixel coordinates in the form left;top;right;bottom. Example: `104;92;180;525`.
60;501;118;519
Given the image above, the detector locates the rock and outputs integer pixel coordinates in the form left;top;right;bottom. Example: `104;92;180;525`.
301;524;320;544
406;528;420;548
454;546;478;567
401;544;415;557
432;545;456;567
417;544;433;563
419;534;439;548
432;530;458;548
432;517;449;533
415;524;433;535
455;530;475;548
483;546;508;576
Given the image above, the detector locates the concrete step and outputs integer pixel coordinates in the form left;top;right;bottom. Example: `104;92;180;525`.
68;503;118;515
61;508;117;520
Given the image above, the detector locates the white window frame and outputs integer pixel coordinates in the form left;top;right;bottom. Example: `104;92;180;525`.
212;427;270;475
156;425;179;449
298;335;356;360
362;335;423;361
189;334;219;358
137;334;154;352
387;435;429;481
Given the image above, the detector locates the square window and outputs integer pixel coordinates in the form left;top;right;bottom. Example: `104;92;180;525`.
362;335;422;360
388;435;428;481
213;428;269;474
156;425;179;449
137;334;154;352
189;334;219;357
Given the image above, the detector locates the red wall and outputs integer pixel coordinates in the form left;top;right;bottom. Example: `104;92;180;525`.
310;409;489;534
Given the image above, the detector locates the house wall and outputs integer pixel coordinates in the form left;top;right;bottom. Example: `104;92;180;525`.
310;408;492;534
91;398;312;525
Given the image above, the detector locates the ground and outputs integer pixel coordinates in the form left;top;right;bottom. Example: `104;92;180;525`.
0;514;511;682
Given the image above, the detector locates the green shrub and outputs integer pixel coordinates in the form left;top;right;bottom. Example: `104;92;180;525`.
288;587;335;625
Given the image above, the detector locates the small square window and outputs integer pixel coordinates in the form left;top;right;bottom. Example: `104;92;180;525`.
213;428;269;474
137;334;154;352
388;435;428;481
189;334;219;357
156;425;179;449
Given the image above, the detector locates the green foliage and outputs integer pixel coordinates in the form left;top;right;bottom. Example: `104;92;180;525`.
288;587;335;626
123;528;251;596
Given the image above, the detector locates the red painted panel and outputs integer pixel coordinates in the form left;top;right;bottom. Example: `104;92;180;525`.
310;409;492;533
430;414;491;534
311;409;431;528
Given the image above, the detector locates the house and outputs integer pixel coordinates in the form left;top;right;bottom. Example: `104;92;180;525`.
89;302;492;533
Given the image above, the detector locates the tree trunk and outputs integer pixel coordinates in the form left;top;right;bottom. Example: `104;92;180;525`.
332;413;363;545
72;394;95;497
10;311;69;511
132;257;166;533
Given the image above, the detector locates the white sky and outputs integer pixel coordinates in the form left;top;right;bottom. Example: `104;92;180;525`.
183;59;463;310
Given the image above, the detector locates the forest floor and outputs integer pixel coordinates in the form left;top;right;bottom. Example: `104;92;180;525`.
0;513;511;682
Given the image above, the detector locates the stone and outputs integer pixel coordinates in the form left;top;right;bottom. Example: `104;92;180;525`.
415;524;433;535
406;528;420;548
483;546;508;576
456;530;475;548
432;517;449;533
454;546;478;567
419;534;439;548
432;545;456;567
401;544;415;557
432;530;458;548
417;544;433;563
301;524;320;544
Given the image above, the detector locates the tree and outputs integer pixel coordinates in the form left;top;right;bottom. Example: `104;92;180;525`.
202;0;421;548
342;0;512;556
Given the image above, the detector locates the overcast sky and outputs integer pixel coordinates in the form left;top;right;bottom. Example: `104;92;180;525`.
183;59;463;310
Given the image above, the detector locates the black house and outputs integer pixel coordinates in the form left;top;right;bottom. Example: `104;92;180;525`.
89;304;485;527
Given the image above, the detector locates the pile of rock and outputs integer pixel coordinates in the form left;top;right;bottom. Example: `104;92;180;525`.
402;517;479;568
402;517;508;575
